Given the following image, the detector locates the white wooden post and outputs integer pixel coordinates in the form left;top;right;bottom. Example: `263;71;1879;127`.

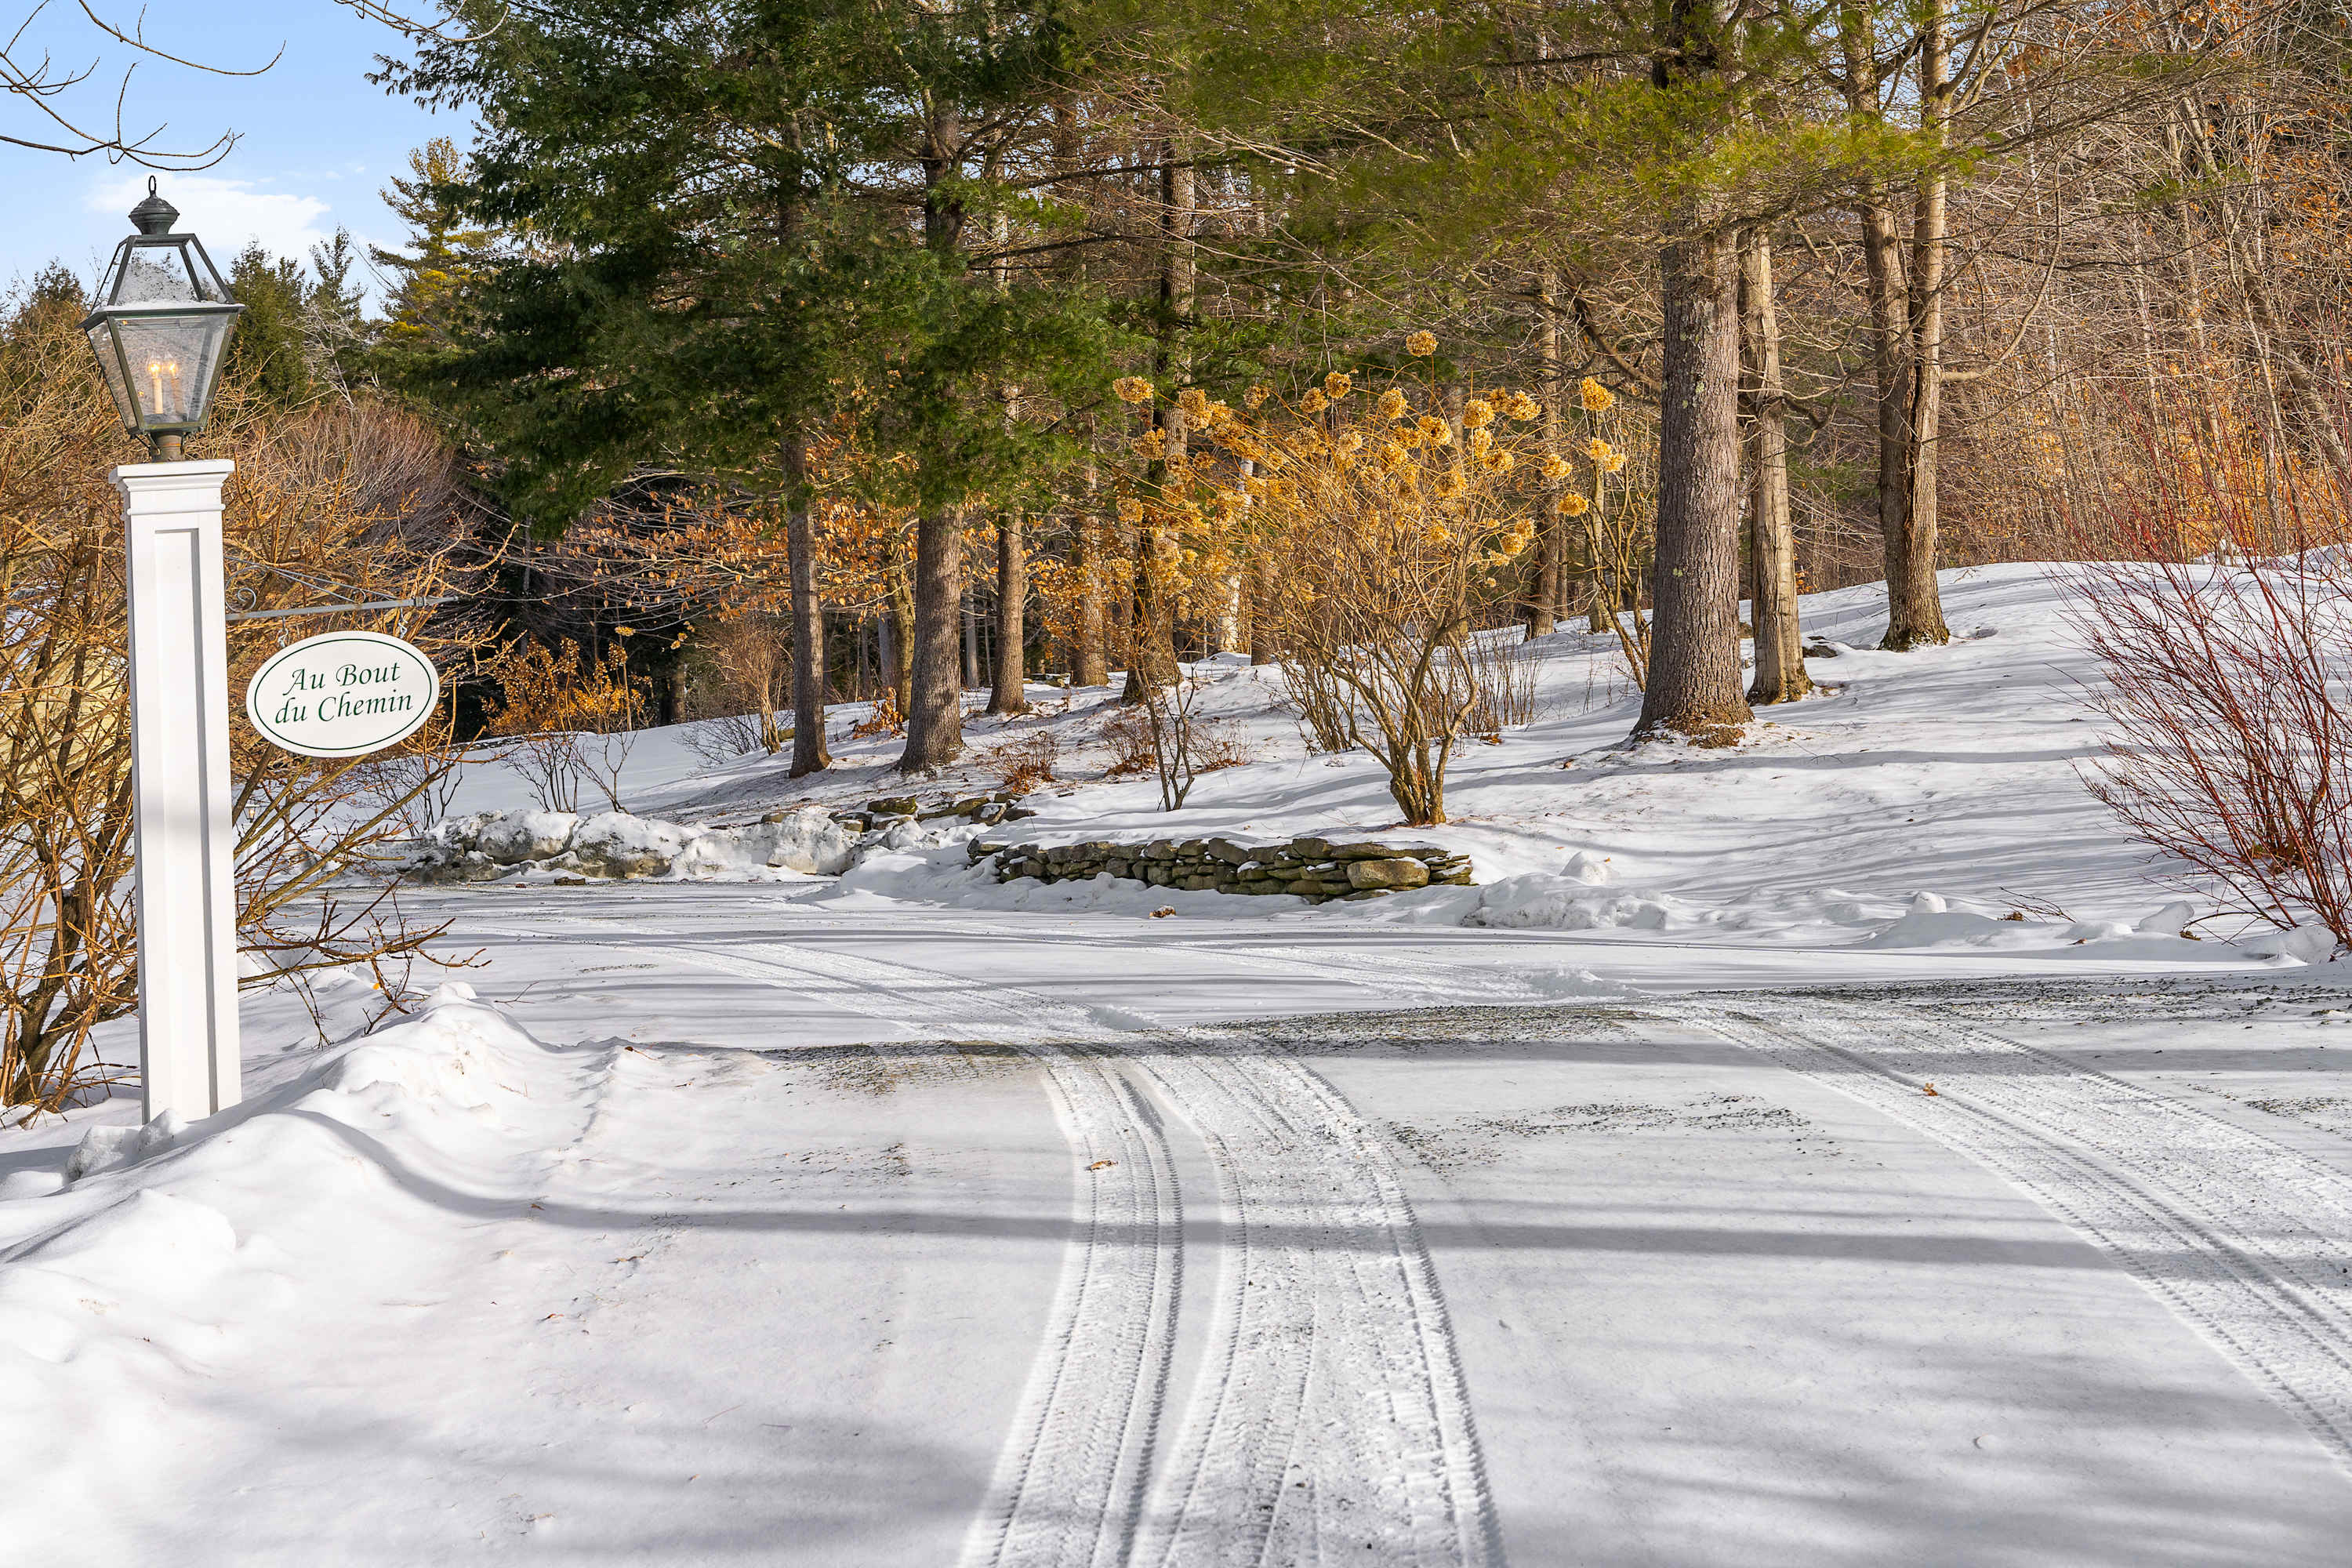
111;459;241;1123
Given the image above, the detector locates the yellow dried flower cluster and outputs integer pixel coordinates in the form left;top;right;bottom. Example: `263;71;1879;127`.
1113;376;1155;405
1406;330;1439;358
1604;448;1628;474
1244;384;1270;410
1461;398;1495;430
1561;492;1591;517
1482;448;1516;474
1177;386;1210;417
1587;437;1613;463
1540;453;1573;481
1378;441;1409;472
1300;388;1330;415
1323;371;1352;399
1116;495;1146;523
1377;387;1410;420
1503;391;1541;422
1132;429;1166;459
1580;376;1615;413
1417;416;1454;447
1435;468;1466;500
1336;429;1365;453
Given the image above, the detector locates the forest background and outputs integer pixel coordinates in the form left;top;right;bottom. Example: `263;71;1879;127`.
14;0;2343;767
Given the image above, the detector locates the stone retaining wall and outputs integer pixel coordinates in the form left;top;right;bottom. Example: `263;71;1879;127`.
969;834;1473;904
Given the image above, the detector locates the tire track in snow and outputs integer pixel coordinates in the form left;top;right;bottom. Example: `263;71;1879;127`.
508;916;1501;1566
1126;1037;1502;1568
513;917;1185;1568
1690;996;2352;1470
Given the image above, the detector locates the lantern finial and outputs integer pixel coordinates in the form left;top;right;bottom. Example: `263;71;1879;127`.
129;177;179;238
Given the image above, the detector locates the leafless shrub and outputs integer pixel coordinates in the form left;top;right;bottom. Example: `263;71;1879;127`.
1280;655;1356;753
681;712;780;766
984;729;1061;793
0;306;477;1112
483;638;644;813
1099;705;1157;779
2062;413;2352;953
1460;631;1544;737
354;720;478;837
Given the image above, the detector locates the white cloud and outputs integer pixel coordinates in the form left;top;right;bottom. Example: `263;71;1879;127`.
85;173;334;267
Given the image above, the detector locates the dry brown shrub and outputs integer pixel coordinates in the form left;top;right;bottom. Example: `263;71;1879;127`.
1098;706;1156;778
850;691;906;739
984;730;1061;793
0;300;481;1113
2062;408;2352;953
482;637;645;813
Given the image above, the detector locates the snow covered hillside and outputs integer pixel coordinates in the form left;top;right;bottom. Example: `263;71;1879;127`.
7;563;2352;1566
441;561;2307;960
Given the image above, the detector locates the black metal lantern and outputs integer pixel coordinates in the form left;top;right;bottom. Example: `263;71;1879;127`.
81;179;244;461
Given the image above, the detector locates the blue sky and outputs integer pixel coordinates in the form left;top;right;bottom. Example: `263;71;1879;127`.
2;3;466;308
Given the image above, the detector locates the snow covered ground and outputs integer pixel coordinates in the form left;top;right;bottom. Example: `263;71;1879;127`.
9;564;2352;1563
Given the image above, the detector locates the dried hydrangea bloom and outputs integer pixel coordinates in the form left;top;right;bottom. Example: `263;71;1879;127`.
1113;376;1154;405
1580;376;1615;412
1418;416;1454;447
1117;495;1145;522
1177;386;1210;416
1300;388;1330;414
1406;330;1439;357
1504;391;1541;421
1377;387;1409;420
1561;492;1591;517
1587;436;1613;463
1323;371;1352;399
1244;384;1270;410
1540;453;1573;481
1461;398;1495;430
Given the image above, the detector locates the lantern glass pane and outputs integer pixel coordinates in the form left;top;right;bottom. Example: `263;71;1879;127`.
108;314;234;430
84;322;138;430
110;243;196;306
100;238;234;309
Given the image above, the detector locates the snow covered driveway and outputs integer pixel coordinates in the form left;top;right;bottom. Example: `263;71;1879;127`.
11;889;2352;1563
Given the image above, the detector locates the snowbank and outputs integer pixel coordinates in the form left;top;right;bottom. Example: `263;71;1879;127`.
0;985;556;1559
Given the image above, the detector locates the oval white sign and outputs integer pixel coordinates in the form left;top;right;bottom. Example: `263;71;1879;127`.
245;630;440;758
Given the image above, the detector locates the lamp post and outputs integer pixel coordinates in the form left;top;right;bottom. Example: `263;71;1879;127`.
82;180;246;1125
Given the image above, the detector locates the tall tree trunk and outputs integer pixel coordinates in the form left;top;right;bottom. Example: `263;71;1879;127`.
1123;134;1192;703
1527;266;1563;638
887;561;915;719
1740;230;1811;705
784;432;832;774
1637;229;1753;738
961;586;982;689
1840;5;1934;648
1073;488;1109;685
989;514;1028;712
900;508;964;771
1886;0;1953;649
